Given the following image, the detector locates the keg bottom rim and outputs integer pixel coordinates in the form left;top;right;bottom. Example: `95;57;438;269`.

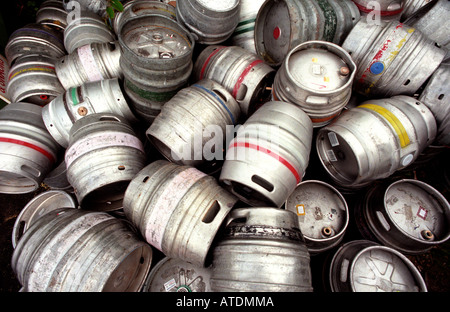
0;170;38;194
80;180;130;211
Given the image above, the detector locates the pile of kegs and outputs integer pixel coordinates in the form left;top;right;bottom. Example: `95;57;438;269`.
1;0;449;292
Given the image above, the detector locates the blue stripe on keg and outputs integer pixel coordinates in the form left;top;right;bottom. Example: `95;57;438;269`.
192;84;236;124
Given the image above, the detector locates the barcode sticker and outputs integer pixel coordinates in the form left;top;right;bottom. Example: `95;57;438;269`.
296;204;305;216
164;278;177;292
328;132;339;147
327;149;337;162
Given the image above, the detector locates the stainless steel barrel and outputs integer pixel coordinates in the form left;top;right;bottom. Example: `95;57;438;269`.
65;113;147;211
118;14;195;123
194;45;275;116
11;208;152;292
341;19;447;97
355;179;450;254
123;160;238;267
146;79;240;167
401;0;433;20
273;40;356;127
316;95;437;189
36;0;69;31
176;0;240;44
285;180;349;254
220;101;313;208
254;0;360;66
0;103;61;194
210;207;313;292
42;78;138;148
6;54;65;106
353;0;405;23
329;240;427;292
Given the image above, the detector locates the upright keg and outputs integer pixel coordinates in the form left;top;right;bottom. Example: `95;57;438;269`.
352;0;405;23
55;41;122;89
36;0;69;31
142;257;213;292
355;179;450;254
65;113;146;211
42;78;138;148
285;180;349;254
210;207;313;292
342;19;446;98
118;14;195;123
254;0;360;66
273;40;356;127
123;160;238;267
219;101;313;208
64;10;116;54
316;96;437;189
0;103;60;194
329;240;427;292
230;0;266;54
4;23;66;65
12;208;152;292
6;54;65;106
194;45;275;116
146;79;241;167
176;0;240;44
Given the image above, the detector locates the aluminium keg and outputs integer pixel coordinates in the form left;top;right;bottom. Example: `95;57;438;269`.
12;208;152;292
273;40;356;127
123;160;238;267
341;19;447;98
176;0;240;45
42;78;138;148
194;45;275;116
146;79;240;167
354;179;450;254
285;180;349;254
210;207;313;292
65;113;146;211
55;41;122;89
316;95;437;189
329;240;427;292
254;0;360;66
219;101;313;208
401;0;433;20
6;54;65;106
0;103;60;194
352;0;405;22
118;14;195;124
36;0;69;31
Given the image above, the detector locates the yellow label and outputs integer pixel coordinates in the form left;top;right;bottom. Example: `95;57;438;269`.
296;204;305;216
312;58;318;63
359;104;410;148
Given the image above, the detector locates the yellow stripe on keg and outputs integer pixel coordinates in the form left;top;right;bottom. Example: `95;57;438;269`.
359;104;410;148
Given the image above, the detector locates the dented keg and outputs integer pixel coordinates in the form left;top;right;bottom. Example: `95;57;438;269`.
352;0;405;23
12;208;152;292
36;0;69;31
329;240;427;292
6;54;65;106
12;190;77;248
220;101;313;208
123;160;238;267
64;10;116;54
194;45;275;116
176;0;240;44
273;40;356;127
0;103;60;194
43;78;138;148
285;180;349;254
65;113;146;211
210;207;313;292
118;14;195;123
342;19;446;97
355;179;450;254
55;41;122;89
142;257;213;292
4;23;65;65
254;0;360;66
316;95;437;189
147;79;240;167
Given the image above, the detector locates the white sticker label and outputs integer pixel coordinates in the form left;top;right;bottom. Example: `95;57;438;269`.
328;132;339;147
164;278;177;292
78;44;104;82
327;149;337;162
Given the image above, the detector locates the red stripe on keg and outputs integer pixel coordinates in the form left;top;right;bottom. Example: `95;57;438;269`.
232;60;263;98
231;141;301;183
353;2;403;16
199;46;228;80
0;137;55;162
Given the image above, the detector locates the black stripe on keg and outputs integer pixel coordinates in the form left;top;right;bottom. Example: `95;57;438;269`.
125;79;178;103
225;225;304;242
317;0;337;42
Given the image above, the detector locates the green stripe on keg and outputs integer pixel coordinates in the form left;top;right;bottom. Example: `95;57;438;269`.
237;18;256;28
70;87;79;105
317;0;337;42
233;18;256;36
125;79;178;102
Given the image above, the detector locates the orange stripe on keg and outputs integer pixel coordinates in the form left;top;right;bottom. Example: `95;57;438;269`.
310;112;340;123
0;137;55;162
232;59;263;98
231;141;301;183
199;46;228;80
